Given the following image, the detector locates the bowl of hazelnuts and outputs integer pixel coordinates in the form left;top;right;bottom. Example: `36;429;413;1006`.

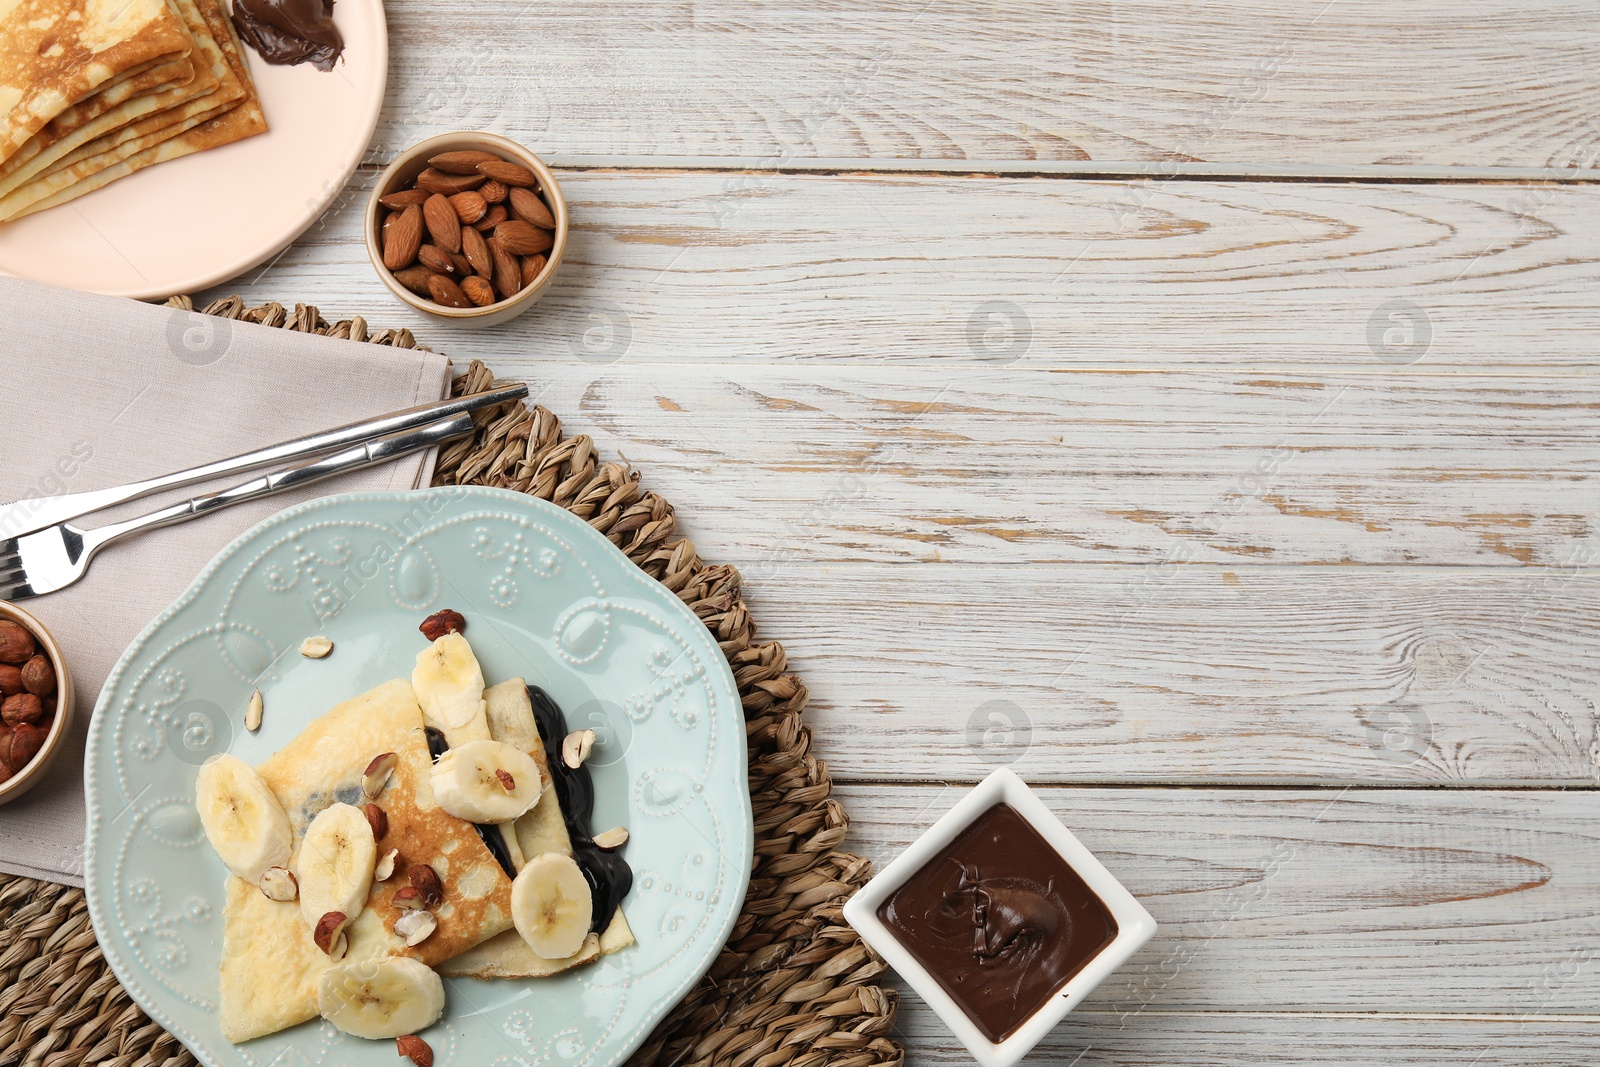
365;131;567;328
0;602;73;803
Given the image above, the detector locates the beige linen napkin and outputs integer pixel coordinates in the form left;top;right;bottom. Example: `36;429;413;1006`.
0;278;452;885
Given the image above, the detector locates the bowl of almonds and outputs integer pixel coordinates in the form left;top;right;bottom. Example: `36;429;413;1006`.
365;132;567;328
0;601;74;804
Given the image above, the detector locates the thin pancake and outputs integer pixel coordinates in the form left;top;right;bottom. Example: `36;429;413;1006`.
439;679;635;979
0;0;247;219
219;679;518;1043
0;53;196;194
0;0;194;165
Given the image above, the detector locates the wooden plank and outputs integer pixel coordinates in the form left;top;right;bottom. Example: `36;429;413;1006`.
836;785;1600;1012
478;362;1599;570
377;0;1600;174
747;565;1600;785
890;1003;1600;1064
213;173;1600;369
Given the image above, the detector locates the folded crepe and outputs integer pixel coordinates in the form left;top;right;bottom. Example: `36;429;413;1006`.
0;0;194;166
0;0;265;222
219;677;632;1043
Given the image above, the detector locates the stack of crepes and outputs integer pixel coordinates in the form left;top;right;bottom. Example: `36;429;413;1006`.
0;0;266;222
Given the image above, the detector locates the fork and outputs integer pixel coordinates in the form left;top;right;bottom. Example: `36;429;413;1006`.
0;383;526;541
0;413;474;601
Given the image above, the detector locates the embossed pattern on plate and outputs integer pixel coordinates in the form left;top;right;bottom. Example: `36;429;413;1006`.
84;487;751;1067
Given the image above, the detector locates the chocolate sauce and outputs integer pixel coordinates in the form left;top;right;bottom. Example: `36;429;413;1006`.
877;803;1118;1043
231;0;345;72
527;685;633;933
423;726;516;879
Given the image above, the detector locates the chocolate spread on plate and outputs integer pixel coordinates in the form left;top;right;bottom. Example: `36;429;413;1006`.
231;0;345;72
877;802;1119;1043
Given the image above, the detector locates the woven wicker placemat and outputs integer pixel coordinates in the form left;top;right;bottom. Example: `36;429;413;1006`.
0;296;903;1067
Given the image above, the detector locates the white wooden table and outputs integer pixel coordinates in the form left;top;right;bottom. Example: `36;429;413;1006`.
204;2;1600;1060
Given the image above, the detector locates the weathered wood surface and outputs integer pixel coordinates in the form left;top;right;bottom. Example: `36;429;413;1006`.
836;785;1600;1013
890;1003;1600;1065
462;362;1600;570
206;15;1600;1056
374;0;1600;175
741;565;1600;785
213;173;1600;369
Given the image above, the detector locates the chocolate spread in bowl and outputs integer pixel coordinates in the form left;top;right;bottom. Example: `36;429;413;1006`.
877;802;1119;1043
231;0;345;72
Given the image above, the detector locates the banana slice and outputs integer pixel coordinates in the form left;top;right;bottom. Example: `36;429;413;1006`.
295;803;377;928
316;955;445;1039
431;739;543;823
511;852;593;959
412;632;491;745
195;754;292;883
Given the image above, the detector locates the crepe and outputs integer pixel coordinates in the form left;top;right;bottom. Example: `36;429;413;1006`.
0;0;263;221
219;679;518;1043
438;679;635;979
0;0;195;166
0;51;197;194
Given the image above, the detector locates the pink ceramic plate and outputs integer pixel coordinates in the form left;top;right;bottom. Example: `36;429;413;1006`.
0;0;387;300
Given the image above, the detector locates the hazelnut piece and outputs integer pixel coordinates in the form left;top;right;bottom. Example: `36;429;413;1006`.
2;692;43;727
408;863;444;907
418;609;466;641
0;621;36;665
365;802;389;840
313;911;350;957
20;655;54;697
0;665;24;696
396;1035;434;1067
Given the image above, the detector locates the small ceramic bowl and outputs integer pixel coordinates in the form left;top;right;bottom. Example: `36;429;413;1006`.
366;131;567;329
843;767;1157;1067
0;601;75;804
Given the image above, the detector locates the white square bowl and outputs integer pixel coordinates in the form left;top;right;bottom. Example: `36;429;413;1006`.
843;767;1157;1067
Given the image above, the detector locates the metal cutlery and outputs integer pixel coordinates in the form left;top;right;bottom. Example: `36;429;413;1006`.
0;413;476;601
0;383;526;541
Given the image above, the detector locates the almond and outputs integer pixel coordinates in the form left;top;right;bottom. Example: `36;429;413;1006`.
508;187;554;229
427;274;474;309
448;249;475;276
378;188;429;209
383;205;423;271
461;225;492;277
520;253;546;288
391;267;436;296
416;167;487;195
475;159;536;187
488;237;521;300
417;244;457;275
422;193;462;253
450;190;487;224
474;205;507;231
428;150;500;175
478;179;508;204
461;276;496;307
494;220;553;256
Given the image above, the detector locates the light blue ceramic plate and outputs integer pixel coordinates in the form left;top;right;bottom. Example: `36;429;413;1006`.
84;487;751;1067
